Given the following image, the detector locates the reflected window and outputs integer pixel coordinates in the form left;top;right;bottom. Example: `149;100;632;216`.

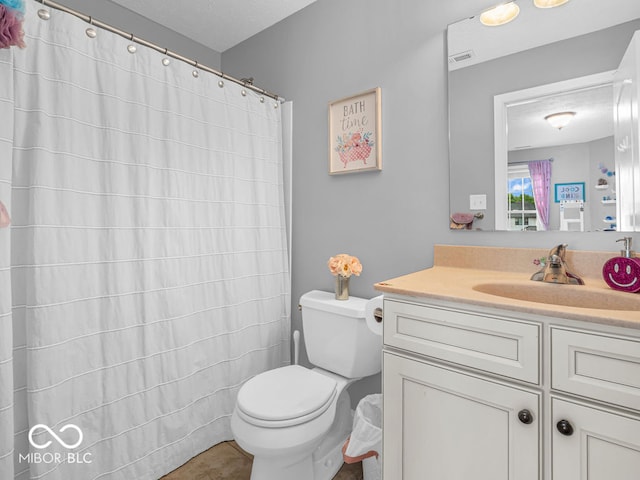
508;165;537;230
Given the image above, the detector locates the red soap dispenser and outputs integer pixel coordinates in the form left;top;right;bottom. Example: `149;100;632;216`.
602;237;640;293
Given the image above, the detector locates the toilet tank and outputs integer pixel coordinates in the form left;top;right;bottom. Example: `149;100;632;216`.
299;290;382;378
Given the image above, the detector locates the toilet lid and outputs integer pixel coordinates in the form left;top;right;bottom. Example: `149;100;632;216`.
237;365;337;425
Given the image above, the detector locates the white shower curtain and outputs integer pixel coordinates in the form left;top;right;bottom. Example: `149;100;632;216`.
0;3;291;480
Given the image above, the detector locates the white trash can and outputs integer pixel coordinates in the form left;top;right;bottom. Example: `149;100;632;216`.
342;393;382;480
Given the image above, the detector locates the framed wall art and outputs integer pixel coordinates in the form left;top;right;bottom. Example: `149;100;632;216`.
328;87;381;174
554;182;585;203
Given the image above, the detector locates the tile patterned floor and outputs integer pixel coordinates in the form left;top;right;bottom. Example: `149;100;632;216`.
161;441;363;480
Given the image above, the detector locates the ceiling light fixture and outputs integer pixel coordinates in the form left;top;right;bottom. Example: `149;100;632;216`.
479;2;520;27
534;0;570;8
544;111;576;130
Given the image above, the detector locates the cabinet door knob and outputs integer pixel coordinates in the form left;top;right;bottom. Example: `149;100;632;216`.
556;419;574;436
518;409;533;424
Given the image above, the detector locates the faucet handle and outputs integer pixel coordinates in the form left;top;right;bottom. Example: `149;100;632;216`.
548;244;568;260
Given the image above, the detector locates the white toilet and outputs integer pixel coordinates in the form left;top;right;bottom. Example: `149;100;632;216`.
231;290;382;480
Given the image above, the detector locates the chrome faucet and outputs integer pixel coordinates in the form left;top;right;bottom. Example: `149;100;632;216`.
531;244;584;285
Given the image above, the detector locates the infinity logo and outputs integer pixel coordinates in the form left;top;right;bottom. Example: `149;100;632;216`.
28;424;83;450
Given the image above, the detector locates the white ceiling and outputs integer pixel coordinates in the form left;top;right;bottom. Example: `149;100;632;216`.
107;0;318;52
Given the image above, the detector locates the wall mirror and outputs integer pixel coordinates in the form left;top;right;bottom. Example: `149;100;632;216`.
448;0;640;232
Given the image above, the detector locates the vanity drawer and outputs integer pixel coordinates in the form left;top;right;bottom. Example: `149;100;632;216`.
551;327;640;411
383;299;540;384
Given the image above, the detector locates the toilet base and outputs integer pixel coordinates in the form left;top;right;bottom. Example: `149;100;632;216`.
245;390;354;480
311;390;353;480
250;454;314;480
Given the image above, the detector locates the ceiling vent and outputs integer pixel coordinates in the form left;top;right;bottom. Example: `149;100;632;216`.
448;50;475;64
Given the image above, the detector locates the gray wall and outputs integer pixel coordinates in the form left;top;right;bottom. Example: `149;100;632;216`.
222;0;640;402
54;0;222;68
449;19;640;223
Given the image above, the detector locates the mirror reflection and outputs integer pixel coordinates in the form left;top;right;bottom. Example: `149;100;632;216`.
495;73;616;232
448;0;640;231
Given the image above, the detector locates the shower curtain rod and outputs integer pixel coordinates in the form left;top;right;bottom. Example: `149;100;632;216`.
36;0;283;102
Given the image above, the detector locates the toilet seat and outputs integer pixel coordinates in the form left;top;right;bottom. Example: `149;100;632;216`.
236;365;337;428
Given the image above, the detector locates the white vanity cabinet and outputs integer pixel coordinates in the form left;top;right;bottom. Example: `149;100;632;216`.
381;296;640;480
550;327;640;480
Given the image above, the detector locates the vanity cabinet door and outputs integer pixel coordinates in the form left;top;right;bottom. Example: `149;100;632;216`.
383;351;540;480
552;397;640;480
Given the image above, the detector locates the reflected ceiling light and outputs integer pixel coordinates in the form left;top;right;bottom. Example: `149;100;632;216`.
534;0;570;8
479;2;520;27
544;111;576;130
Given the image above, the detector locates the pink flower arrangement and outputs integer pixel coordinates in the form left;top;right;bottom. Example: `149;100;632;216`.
327;254;362;278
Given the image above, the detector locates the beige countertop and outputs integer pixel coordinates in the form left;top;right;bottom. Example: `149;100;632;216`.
374;245;640;329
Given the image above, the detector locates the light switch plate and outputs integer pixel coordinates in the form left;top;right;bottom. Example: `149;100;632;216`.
470;194;487;210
